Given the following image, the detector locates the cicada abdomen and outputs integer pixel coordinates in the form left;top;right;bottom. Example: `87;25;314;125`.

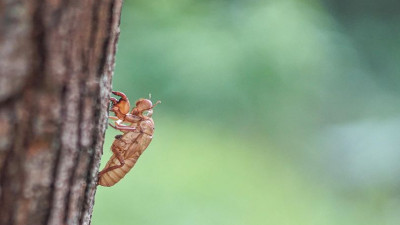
98;119;154;187
98;151;141;187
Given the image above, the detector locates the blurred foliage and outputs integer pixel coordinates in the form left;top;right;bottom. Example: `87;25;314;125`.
92;0;400;224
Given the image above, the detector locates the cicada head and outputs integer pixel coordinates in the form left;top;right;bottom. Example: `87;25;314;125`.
133;98;161;118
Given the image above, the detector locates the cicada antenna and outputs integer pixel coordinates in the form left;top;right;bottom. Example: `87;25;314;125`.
148;93;160;108
152;100;161;108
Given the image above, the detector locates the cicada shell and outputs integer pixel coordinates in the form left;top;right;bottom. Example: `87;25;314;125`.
98;119;154;186
98;92;160;187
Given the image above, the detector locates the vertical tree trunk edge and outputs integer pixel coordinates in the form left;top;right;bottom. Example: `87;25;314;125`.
0;1;124;225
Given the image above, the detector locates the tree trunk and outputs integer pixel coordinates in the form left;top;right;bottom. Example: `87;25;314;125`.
0;0;123;224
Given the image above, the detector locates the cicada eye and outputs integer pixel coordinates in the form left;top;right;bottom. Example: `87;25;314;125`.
142;109;153;117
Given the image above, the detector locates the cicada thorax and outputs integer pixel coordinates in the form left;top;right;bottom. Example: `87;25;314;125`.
98;119;154;187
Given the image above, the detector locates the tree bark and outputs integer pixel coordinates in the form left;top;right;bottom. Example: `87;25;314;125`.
0;0;123;224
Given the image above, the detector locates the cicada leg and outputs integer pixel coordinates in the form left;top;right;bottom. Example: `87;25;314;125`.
109;122;137;132
110;97;118;105
124;114;141;123
109;116;119;120
112;91;128;101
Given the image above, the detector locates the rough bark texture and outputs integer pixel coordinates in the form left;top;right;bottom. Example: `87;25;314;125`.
0;0;123;224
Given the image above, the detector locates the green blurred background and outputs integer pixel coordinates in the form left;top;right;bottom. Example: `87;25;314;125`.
92;0;400;224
